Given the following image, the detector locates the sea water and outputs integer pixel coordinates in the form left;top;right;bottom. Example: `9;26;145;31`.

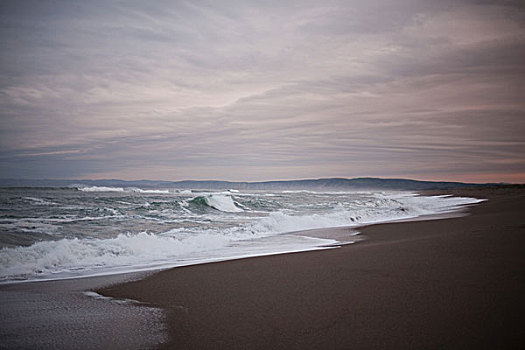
0;186;483;283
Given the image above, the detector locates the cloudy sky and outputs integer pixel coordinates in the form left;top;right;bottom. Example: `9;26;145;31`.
1;0;524;183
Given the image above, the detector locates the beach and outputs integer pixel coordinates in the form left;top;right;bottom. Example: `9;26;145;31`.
98;188;525;349
0;272;167;349
1;188;524;349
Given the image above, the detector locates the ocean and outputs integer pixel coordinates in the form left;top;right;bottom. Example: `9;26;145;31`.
0;186;482;283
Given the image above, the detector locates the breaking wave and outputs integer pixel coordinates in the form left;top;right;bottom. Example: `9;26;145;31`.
187;194;244;213
75;186;170;194
76;186;125;192
0;231;233;281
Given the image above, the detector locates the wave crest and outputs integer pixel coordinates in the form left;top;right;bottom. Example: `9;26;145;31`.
76;186;125;192
0;231;232;281
188;194;244;213
75;186;170;194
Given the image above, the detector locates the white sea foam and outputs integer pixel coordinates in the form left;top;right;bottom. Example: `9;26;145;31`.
128;188;170;194
0;229;337;283
0;231;226;279
77;186;126;192
76;186;170;194
204;194;244;212
0;214;123;224
247;210;354;234
177;190;193;195
183;194;244;213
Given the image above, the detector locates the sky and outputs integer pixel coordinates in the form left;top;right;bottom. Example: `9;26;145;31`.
1;0;524;183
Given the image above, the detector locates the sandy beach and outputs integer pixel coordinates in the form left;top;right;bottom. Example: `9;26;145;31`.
0;272;167;349
1;188;523;349
97;188;525;349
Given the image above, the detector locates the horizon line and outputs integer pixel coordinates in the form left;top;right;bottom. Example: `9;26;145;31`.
0;176;515;185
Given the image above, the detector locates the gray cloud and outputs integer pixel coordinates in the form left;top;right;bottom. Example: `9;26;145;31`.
1;0;524;182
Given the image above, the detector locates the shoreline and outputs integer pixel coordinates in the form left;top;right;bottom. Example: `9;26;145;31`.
99;188;524;349
0;271;167;349
0;191;477;286
1;188;523;348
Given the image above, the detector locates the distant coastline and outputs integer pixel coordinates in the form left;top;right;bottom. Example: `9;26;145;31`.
0;177;519;191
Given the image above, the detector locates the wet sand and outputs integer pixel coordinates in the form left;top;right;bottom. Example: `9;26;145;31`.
99;188;525;349
0;272;166;349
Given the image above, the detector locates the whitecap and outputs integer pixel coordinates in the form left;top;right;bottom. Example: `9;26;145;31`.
77;186;125;193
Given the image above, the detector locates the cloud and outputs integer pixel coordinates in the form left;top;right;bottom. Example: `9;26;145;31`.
0;0;524;182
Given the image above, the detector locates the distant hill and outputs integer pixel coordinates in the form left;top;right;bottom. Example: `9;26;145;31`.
0;177;508;191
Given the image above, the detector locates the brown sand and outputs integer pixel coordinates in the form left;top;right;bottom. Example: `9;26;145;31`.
0;272;167;349
100;188;525;349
